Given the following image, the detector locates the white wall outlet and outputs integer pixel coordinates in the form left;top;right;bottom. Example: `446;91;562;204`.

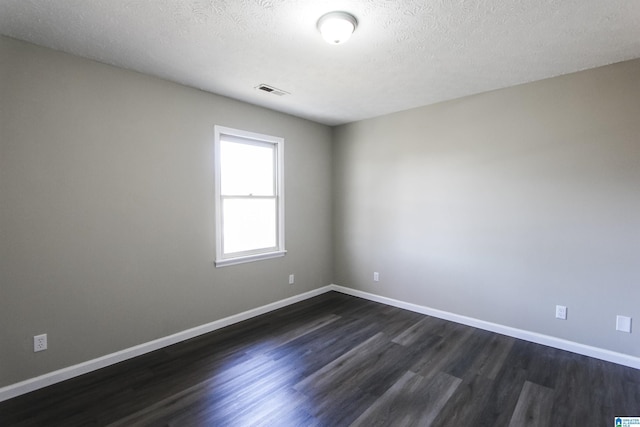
34;334;47;352
288;274;294;285
616;315;632;333
373;272;379;282
555;305;567;320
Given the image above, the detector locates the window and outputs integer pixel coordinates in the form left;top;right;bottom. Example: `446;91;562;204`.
214;126;285;266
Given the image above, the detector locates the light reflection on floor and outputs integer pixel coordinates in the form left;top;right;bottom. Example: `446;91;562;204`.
195;338;316;426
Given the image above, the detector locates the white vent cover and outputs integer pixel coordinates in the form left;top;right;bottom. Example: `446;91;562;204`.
255;84;289;96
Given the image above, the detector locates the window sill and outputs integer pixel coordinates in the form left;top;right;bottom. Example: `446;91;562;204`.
215;250;287;267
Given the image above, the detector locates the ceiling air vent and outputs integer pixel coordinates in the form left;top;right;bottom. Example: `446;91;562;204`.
255;84;289;96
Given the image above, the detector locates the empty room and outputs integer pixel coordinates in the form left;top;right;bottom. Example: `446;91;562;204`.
1;1;639;426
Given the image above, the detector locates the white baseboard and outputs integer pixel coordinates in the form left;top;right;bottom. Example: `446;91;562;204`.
0;286;333;403
3;283;638;403
328;284;640;370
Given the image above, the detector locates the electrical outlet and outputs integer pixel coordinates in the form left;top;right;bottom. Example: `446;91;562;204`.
288;274;295;285
373;272;379;282
616;315;632;333
555;305;567;320
34;334;47;352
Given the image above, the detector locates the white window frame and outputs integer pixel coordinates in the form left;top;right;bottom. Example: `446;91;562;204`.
214;125;285;267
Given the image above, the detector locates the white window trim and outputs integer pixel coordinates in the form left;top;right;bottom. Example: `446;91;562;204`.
214;125;286;267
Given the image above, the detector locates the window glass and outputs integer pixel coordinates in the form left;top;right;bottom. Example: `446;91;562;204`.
222;198;276;254
220;140;274;196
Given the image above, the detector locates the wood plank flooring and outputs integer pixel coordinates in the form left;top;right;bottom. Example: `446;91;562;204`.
1;291;639;426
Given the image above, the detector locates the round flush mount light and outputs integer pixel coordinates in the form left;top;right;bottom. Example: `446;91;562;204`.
317;11;357;44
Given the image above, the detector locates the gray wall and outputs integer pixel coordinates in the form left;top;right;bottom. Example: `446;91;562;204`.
333;59;640;357
0;36;333;387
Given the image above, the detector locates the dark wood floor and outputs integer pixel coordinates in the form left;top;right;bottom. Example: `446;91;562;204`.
1;291;639;426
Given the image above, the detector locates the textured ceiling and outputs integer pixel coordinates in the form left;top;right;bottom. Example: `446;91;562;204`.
1;0;639;126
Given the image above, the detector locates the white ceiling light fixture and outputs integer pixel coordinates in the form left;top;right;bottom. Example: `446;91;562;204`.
317;11;357;45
